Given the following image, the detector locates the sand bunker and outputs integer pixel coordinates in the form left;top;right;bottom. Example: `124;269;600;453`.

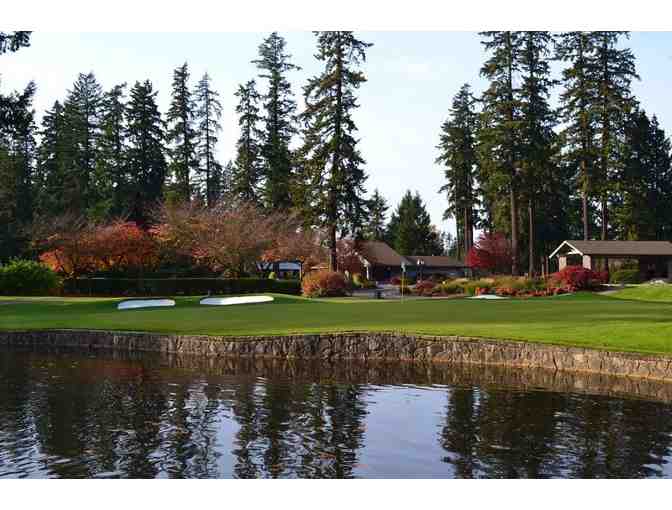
200;296;274;306
117;299;176;310
467;294;509;300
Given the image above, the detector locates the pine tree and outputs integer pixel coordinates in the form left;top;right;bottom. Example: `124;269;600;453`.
98;84;128;217
194;72;223;206
518;31;557;275
252;32;300;210
556;31;599;241
126;80;167;224
166;63;197;202
363;189;388;241
591;32;639;246
297;31;372;270
437;83;479;261
478;31;523;275
35;101;67;217
386;191;443;256
61;72;104;217
0;81;36;260
231;80;263;203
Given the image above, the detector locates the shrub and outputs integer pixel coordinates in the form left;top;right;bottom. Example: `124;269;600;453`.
268;271;277;280
439;280;464;295
462;279;494;296
413;280;436;296
610;268;641;284
352;273;377;289
0;259;62;296
301;270;348;298
550;265;605;291
62;277;301;297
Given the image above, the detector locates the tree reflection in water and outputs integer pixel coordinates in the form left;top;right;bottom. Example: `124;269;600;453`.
1;347;672;478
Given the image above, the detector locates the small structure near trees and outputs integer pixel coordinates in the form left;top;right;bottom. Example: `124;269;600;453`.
550;240;672;280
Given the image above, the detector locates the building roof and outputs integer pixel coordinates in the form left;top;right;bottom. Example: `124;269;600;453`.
550;240;672;258
358;241;410;266
357;241;466;268
406;255;466;268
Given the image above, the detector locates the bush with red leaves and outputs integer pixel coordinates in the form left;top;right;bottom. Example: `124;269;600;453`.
550;265;606;291
302;270;349;298
413;280;436;296
466;232;513;273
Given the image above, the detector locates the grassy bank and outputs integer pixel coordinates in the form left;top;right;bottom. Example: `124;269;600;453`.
609;284;672;303
2;291;672;355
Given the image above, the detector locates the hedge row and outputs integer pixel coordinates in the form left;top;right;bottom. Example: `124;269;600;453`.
63;278;301;297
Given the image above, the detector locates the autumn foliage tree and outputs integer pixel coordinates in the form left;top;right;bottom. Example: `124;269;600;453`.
466;232;513;274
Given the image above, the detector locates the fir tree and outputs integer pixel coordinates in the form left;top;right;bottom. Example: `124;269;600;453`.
478;31;523;275
437;83;480;261
592;32;639;246
386;191;443;256
556;31;599;241
252;32;300;210
194;72;223;206
125;80;167;224
61;72;104;217
518;31;557;275
166;62;197;202
231;80;263;203
363;189;388;241
297;31;372;270
98;84;128;217
35;101;67;217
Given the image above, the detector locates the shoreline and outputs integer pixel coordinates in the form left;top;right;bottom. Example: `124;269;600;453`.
2;329;672;383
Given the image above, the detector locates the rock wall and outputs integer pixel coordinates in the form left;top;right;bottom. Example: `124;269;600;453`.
2;329;671;382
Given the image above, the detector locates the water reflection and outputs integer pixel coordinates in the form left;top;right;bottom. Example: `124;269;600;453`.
1;347;671;478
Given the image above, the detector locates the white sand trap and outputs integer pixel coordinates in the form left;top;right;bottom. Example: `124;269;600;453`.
117;299;175;310
200;295;274;306
467;294;509;300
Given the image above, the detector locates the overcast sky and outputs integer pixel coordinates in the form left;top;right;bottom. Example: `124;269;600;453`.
1;31;670;235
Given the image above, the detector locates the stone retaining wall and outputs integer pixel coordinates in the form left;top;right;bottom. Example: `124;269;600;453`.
1;329;671;382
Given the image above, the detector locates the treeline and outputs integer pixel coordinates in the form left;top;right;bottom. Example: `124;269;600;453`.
437;31;672;275
2;31;407;269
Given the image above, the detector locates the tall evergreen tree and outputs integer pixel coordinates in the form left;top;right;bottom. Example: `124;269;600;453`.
0;82;37;260
97;83;128;217
518;31;557;275
478;31;523;275
363;189;388;241
194;72;223;206
166;62;197;202
231;80;263;203
386;191;443;256
252;32;300;210
125;80;167;224
591;32;639;246
60;72;104;217
297;31;372;270
35;101;67;217
556;31;599;241
437;83;480;261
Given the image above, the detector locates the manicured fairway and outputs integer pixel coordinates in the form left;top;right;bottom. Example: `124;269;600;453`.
609;284;672;303
2;292;672;355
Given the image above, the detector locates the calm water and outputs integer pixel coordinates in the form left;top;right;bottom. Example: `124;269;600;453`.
2;347;672;479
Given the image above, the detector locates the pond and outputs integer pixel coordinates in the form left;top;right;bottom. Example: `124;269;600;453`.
1;347;672;478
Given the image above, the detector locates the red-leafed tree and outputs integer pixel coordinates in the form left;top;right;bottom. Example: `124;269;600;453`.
466;232;513;274
33;214;99;277
87;221;159;272
336;239;365;275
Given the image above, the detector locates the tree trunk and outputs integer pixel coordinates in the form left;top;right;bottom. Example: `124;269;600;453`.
601;196;609;271
510;189;519;276
328;224;337;271
528;199;535;276
581;160;590;241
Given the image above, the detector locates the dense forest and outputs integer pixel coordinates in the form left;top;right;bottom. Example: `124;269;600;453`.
1;31;671;275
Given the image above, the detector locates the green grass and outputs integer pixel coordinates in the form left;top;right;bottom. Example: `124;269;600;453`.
1;292;672;355
610;284;672;303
